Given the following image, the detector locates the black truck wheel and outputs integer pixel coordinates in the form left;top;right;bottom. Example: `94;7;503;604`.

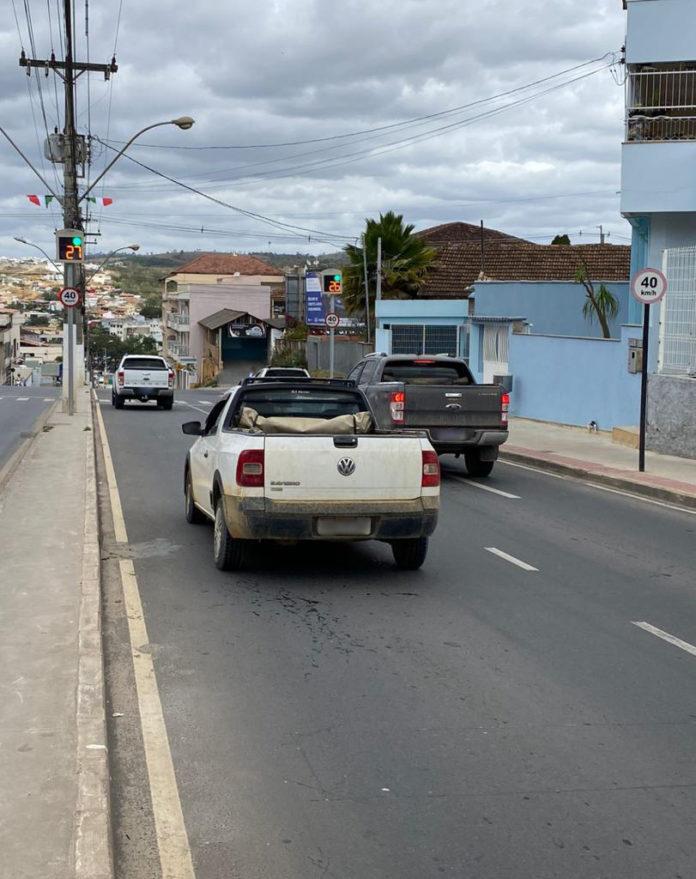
391;537;428;570
213;502;245;571
465;449;494;477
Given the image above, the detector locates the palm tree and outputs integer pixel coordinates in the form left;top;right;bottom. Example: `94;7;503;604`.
342;212;437;334
575;263;619;339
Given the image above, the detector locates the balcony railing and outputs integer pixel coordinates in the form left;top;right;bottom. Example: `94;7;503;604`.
167;341;189;358
166;312;190;330
626;67;696;142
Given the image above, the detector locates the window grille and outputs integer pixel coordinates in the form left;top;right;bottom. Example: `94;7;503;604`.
391;324;459;356
660;247;696;376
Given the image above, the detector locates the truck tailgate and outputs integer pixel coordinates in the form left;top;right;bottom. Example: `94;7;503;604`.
264;435;424;501
124;368;169;388
403;384;503;429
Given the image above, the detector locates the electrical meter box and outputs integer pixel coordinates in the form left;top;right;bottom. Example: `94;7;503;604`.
628;337;643;374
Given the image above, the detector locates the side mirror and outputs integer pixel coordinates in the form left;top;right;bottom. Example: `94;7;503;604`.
181;421;203;436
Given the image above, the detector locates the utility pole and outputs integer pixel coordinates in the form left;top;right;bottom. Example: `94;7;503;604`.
376;237;382;301
19;3;117;413
362;233;370;345
597;225;606;245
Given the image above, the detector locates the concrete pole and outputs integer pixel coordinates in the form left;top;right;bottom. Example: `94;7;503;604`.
362;233;371;345
329;293;335;378
376;237;382;301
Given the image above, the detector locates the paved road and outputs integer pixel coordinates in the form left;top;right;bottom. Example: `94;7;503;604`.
0;386;59;471
97;389;696;879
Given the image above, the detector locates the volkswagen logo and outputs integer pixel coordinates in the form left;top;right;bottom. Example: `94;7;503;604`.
337;457;356;476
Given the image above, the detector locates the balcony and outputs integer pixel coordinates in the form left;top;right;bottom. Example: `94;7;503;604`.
167;341;189;358
626;66;696;142
166;311;190;330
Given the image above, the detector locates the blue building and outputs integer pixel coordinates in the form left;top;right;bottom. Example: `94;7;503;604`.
621;0;696;456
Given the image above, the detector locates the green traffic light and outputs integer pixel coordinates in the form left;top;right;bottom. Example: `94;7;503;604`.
72;236;83;245
333;274;341;281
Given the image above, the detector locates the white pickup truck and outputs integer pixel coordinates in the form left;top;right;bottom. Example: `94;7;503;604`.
112;354;175;409
182;379;440;571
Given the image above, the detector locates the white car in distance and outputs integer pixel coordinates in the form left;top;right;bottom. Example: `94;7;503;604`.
182;379;440;571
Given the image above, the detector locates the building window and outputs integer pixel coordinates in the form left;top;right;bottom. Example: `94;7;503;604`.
626;63;696;142
391;324;459;356
660;247;696;376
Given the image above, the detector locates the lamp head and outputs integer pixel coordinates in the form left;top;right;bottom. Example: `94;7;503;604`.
172;116;195;130
128;244;140;251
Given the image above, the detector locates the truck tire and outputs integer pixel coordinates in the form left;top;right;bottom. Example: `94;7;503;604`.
465;450;494;477
391;537;428;570
158;398;173;410
185;472;206;524
213;501;245;571
113;393;124;409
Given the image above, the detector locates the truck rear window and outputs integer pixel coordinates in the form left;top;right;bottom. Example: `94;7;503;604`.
230;389;366;423
121;358;167;370
382;361;472;384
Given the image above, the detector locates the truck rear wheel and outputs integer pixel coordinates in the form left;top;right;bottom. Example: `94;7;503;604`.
113;393;124;409
465;450;494;477
213;502;245;571
391;537;428;570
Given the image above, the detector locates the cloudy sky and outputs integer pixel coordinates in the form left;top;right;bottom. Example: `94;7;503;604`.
0;0;630;260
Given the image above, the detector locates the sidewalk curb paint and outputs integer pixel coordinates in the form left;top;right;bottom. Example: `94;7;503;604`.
0;397;60;494
74;389;114;879
500;449;696;511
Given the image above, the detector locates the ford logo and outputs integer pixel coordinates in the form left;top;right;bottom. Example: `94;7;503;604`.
337;457;356;476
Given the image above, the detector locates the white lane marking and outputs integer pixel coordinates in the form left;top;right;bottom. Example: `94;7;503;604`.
177;400;210;416
500;460;568;480
632;622;696;658
95;398;195;878
589;483;696;516
448;475;520;499
485;547;538;571
197;399;212;405
43;397;55;402
16;397;29;401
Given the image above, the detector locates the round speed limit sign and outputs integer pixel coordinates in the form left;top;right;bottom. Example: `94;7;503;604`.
59;286;81;308
631;269;667;305
325;312;340;329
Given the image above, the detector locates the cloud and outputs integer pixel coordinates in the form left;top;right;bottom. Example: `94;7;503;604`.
0;0;632;258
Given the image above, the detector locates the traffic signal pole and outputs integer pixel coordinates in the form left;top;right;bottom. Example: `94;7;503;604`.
62;0;79;414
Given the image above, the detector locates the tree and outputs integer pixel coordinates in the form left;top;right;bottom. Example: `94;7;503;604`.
575;264;619;339
552;234;571;245
88;325;158;370
139;303;161;320
342;211;437;332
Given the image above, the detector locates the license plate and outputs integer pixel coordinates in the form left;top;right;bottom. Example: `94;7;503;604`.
316;517;372;537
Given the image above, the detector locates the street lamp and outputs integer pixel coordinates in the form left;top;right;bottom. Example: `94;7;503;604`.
86;243;140;279
14;237;62;273
81;116;195;202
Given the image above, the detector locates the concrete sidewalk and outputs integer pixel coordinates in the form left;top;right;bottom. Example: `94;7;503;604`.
502;417;696;509
0;389;110;879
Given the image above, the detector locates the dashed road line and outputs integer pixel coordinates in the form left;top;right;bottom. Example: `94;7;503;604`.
447;474;520;499
631;622;696;658
16;397;29;401
499;459;568;480
485;546;538;571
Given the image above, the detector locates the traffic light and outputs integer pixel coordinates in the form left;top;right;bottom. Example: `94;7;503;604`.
56;228;84;262
323;272;342;294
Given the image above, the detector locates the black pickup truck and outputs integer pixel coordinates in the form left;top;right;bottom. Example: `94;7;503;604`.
346;353;509;476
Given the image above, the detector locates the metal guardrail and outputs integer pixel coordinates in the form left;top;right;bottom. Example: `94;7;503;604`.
626;69;696;142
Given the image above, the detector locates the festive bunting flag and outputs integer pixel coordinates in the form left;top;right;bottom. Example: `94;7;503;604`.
27;194;55;207
85;196;114;206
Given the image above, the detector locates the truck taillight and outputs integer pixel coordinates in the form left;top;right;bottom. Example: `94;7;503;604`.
168;369;174;388
117;369;124;386
422;450;440;487
236;449;264;487
390;391;405;424
501;392;509;426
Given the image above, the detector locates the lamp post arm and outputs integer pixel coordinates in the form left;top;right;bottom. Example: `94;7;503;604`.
13;238;62;273
86;246;133;280
0;127;62;202
80;121;172;202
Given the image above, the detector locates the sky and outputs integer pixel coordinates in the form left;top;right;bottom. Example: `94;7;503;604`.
0;0;631;260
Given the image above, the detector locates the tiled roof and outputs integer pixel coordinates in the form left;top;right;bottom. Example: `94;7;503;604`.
415;221;528;245
420;243;631;298
169;253;281;277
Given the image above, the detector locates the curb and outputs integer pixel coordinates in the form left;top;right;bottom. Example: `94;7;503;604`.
74;389;114;879
499;449;696;511
0;397;60;494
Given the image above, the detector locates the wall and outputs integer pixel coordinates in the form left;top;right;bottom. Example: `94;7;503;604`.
184;284;270;364
306;338;372;375
374;299;470;355
625;0;695;64
506;326;642;428
622;143;696;215
472;281;630;337
647;374;696;457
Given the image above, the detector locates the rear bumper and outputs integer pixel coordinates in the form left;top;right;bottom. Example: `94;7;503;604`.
428;428;508;454
116;387;173;401
223;495;439;541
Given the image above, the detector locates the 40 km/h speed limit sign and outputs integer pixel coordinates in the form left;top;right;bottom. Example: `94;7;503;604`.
631;268;667;305
325;312;340;329
59;286;81;308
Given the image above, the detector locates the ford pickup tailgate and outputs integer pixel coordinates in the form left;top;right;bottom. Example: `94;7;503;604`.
123;367;169;388
263;435;424;501
403;384;503;429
